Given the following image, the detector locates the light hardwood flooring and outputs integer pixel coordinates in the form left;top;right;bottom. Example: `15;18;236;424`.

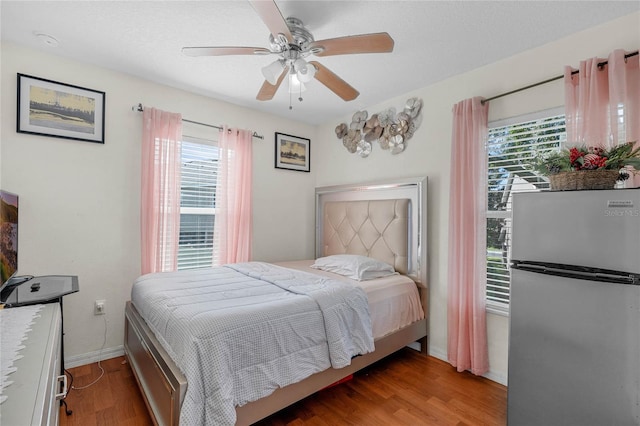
60;349;506;425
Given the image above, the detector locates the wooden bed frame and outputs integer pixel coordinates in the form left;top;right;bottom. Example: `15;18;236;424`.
124;176;428;426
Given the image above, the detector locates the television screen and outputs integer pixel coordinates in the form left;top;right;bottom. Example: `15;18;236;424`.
0;190;18;288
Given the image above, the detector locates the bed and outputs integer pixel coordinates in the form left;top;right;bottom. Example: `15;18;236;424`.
124;177;428;426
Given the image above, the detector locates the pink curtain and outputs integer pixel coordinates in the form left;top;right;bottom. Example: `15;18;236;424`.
141;108;183;274
447;97;490;376
565;49;640;187
214;126;253;264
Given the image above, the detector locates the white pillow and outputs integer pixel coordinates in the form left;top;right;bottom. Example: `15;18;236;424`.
311;254;397;281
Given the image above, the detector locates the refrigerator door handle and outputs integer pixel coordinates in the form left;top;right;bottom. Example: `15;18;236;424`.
511;260;640;285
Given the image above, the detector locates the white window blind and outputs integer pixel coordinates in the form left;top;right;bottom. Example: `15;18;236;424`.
486;110;566;313
178;137;219;270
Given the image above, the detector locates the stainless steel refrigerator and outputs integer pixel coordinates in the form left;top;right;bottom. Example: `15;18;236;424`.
508;188;640;426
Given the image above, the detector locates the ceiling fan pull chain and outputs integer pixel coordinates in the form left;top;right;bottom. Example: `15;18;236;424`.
289;73;293;110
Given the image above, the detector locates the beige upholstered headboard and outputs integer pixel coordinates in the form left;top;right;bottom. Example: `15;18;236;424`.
316;177;427;289
322;199;409;275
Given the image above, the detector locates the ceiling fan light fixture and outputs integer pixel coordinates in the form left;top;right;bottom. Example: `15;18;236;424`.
288;73;306;94
295;59;316;83
261;59;285;85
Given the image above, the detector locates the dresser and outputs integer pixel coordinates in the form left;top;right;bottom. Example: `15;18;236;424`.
0;303;64;425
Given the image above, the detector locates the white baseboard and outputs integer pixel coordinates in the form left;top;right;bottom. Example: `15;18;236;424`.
407;341;421;351
65;345;125;369
428;344;507;386
484;369;508;386
428;344;448;362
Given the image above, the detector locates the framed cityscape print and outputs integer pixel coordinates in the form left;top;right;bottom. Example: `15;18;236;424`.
275;132;310;172
17;73;105;144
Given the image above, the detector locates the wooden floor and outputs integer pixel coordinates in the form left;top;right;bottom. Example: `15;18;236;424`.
60;348;506;426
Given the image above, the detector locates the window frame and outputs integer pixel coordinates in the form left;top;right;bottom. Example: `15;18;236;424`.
485;107;566;316
177;135;219;270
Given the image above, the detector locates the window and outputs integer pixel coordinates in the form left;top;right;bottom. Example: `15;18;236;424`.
178;137;219;270
486;109;566;313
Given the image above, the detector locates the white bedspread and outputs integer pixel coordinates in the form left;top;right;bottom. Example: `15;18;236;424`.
131;262;374;426
276;260;425;339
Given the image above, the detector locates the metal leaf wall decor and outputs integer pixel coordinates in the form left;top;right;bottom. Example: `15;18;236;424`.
335;97;423;157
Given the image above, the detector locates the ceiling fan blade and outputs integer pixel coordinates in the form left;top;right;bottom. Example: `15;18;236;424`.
310;33;394;57
256;66;289;101
182;46;271;57
308;61;359;101
249;0;293;43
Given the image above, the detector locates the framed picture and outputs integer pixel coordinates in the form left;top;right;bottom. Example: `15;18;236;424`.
275;132;310;172
17;73;105;144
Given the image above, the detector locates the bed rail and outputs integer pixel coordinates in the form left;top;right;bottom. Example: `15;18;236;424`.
124;301;186;426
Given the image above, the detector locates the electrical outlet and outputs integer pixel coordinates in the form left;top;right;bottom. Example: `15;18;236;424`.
94;299;106;315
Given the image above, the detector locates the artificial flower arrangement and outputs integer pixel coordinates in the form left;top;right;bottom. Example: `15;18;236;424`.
534;142;640;175
533;142;640;190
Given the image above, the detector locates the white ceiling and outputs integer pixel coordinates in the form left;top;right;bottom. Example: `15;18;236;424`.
2;1;638;125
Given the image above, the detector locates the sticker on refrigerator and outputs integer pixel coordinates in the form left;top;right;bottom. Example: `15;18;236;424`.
607;200;634;208
605;200;639;217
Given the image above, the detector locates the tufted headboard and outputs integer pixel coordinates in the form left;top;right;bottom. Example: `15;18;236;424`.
315;177;427;289
322;199;409;274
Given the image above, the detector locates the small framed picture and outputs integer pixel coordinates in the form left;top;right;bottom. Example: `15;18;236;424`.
275;132;310;172
17;73;105;144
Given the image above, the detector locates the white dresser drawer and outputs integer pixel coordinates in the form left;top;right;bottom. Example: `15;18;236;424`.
0;304;62;425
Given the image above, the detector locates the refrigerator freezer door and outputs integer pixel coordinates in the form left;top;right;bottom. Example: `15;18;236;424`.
511;189;640;274
508;269;640;425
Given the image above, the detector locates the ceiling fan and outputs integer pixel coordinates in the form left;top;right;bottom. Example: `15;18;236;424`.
181;0;394;105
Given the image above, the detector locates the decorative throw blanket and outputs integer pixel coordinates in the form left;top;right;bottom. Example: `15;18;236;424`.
131;262;374;426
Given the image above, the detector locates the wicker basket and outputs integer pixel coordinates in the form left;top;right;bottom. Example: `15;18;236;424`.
549;169;620;191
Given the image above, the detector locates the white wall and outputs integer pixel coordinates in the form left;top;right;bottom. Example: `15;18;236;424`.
0;41;317;364
314;12;640;384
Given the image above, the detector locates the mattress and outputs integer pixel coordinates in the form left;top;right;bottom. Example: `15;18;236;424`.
276;260;425;339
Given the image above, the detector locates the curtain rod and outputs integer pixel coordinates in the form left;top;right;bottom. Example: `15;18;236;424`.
132;103;264;140
482;50;639;104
